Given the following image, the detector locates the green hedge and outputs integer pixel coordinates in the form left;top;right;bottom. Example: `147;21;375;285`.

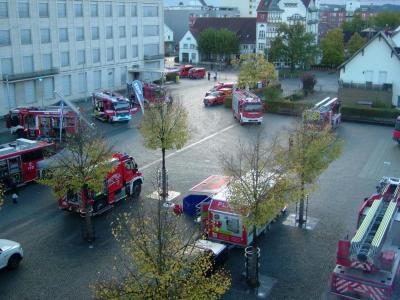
265;100;311;115
341;106;399;119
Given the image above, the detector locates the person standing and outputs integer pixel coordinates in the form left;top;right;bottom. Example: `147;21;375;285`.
207;71;211;81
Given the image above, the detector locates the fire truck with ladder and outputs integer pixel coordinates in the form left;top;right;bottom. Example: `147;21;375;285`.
56;152;143;216
6;106;79;140
0;138;54;189
303;96;341;130
232;89;264;125
127;82;171;107
330;176;400;299
92;90;139;123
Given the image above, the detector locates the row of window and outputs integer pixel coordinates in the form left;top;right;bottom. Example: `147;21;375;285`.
0;1;157;19
0;25;159;46
1;43;159;74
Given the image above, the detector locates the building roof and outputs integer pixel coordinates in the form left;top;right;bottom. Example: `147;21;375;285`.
338;31;400;70
257;0;311;12
189;17;256;43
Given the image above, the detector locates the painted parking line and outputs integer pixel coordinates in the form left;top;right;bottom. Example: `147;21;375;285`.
140;123;237;171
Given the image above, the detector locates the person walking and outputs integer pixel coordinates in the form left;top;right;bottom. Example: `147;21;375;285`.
213;71;217;81
10;178;19;204
207;71;211;81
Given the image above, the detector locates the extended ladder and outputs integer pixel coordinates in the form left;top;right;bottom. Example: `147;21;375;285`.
350;183;400;263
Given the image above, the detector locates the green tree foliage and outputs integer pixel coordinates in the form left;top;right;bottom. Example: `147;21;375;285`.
231;53;277;89
372;11;400;30
346;32;367;59
341;14;366;35
139;101;189;203
39;122;114;242
269;23;318;71
94;201;231;299
287;122;343;226
197;28;239;61
319;28;345;67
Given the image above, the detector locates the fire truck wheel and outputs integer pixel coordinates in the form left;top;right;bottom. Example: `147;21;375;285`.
94;199;107;212
132;182;142;198
239;117;244;125
107;117;113;124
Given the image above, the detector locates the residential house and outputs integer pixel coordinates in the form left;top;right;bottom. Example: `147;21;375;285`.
179;17;256;64
0;0;164;116
164;24;174;56
338;30;400;107
255;0;319;55
164;3;240;57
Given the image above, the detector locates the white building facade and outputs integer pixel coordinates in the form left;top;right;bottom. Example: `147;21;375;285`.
256;0;319;55
0;0;164;116
220;0;258;17
339;32;400;107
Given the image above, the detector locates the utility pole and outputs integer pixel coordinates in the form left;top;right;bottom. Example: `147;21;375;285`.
38;77;44;108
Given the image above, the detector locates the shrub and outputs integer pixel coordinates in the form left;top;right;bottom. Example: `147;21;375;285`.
371;100;388;109
264;85;282;102
300;72;317;95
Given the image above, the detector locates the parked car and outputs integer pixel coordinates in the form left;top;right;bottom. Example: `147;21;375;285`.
0;239;23;270
205;81;237;96
203;91;227;106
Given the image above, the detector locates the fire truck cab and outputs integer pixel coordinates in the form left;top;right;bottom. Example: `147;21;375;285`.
0;138;54;188
6;106;78;140
92;90;138;123
232;89;264;125
57;152;143;216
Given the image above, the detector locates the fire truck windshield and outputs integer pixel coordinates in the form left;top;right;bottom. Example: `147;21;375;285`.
113;102;130;111
244;103;263;112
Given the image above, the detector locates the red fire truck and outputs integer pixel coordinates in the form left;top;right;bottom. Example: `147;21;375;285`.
6;106;78;140
392;116;400;143
127;82;171;107
232;89;264;125
182;175;286;247
302;97;341;130
57;152;143;216
0;138;54;189
92;90;139;123
178;64;193;78
330;176;400;299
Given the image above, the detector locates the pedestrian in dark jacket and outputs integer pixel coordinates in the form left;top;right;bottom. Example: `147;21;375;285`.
207;71;211;81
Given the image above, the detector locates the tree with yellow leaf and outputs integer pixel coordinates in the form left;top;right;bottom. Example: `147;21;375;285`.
93;185;231;299
231;53;277;90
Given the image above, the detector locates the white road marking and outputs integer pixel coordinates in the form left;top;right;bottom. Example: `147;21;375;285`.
140;124;237;170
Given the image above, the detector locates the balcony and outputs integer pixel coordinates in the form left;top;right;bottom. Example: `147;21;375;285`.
2;68;59;82
143;54;164;61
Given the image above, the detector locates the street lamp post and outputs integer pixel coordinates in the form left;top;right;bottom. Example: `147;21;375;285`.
5;74;11;110
38;77;44;108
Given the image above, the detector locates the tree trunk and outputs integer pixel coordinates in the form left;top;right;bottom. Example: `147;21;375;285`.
297;182;305;228
83;184;94;246
161;147;168;204
245;225;260;288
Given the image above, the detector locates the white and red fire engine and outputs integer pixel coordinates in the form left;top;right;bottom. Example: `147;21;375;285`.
182;175;285;247
0;138;54;188
6;106;78;140
330;176;400;299
57;152;143;216
232;89;264;125
92;90;138;123
127;82;171;107
303;96;341;130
